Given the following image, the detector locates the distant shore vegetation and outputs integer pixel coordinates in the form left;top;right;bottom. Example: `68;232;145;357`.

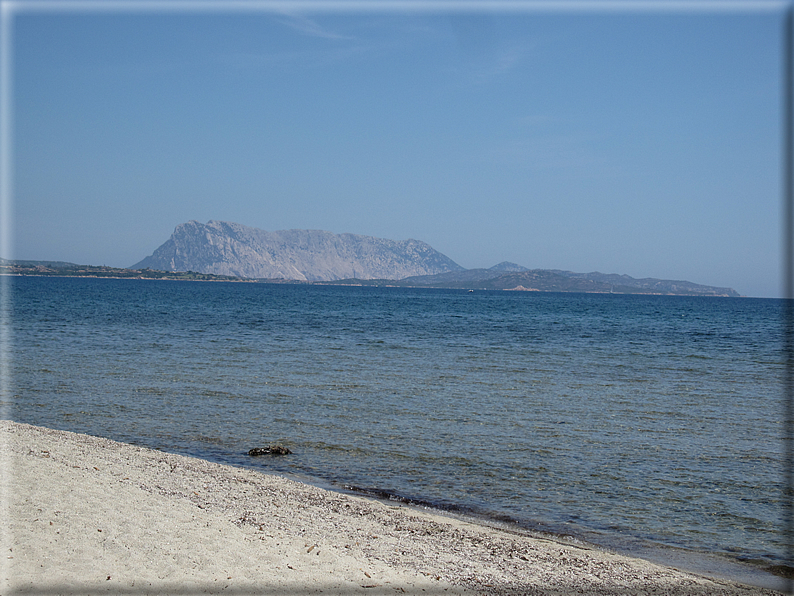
1;259;740;296
0;260;244;282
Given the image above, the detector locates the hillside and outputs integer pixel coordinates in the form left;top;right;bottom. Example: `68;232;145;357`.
395;269;741;296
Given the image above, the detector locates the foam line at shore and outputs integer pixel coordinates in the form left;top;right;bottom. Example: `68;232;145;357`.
1;421;784;595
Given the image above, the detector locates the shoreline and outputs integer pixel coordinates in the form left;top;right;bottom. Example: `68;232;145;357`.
3;272;745;297
2;421;786;595
330;482;788;592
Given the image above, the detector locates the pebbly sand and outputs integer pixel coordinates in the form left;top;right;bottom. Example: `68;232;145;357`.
0;420;784;595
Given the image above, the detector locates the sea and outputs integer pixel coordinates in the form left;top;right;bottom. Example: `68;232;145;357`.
3;275;789;590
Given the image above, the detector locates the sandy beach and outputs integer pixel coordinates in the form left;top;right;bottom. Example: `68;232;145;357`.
1;420;783;595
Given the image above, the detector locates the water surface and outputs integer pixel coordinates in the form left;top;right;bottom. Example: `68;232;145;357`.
6;276;786;587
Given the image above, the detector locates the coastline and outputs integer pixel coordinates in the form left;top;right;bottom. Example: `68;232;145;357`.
1;421;783;595
2;268;744;296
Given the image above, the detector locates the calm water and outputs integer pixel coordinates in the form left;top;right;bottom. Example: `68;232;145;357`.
4;276;787;586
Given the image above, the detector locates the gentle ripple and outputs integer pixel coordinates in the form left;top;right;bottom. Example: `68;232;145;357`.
5;276;787;581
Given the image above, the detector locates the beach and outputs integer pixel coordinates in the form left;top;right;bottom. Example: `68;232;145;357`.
1;420;781;595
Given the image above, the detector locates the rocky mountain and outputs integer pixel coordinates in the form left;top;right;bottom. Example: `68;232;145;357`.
132;220;464;281
128;220;741;296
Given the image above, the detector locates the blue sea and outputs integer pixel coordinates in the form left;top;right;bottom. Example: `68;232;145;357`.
4;276;788;588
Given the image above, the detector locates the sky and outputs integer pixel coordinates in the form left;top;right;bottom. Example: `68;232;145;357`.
4;1;786;297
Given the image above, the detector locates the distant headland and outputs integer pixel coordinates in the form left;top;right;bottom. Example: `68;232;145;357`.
4;220;741;297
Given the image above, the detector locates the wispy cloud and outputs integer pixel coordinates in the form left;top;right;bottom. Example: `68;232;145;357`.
275;13;355;41
488;43;524;75
454;40;532;86
217;39;378;74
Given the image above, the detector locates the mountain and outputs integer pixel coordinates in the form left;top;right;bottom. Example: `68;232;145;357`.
128;220;741;296
132;220;464;281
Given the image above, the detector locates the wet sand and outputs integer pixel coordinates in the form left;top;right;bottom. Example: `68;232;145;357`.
1;421;783;595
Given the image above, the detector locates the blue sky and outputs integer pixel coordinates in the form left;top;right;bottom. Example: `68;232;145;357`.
5;1;785;297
